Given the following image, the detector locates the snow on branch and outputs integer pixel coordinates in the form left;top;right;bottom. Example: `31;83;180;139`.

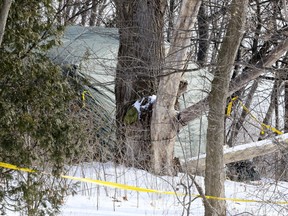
182;133;288;174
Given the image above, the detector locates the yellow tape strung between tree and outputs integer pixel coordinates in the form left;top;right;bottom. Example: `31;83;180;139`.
1;162;288;205
81;90;100;109
0;162;36;173
81;90;89;108
227;97;283;135
226;96;239;117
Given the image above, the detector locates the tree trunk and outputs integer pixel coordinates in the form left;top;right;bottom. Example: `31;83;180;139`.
89;0;98;26
151;0;202;175
0;0;12;47
114;0;166;169
167;0;175;42
197;2;209;66
81;0;91;26
204;1;248;215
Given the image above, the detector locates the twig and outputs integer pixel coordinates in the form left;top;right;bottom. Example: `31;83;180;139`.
189;174;219;215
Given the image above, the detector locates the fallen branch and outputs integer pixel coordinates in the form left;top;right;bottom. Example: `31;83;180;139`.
182;133;288;173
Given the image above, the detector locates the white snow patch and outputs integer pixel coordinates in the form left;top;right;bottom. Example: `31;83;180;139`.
7;162;287;215
53;162;288;215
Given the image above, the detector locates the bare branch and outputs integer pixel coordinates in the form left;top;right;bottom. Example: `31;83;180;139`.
229;38;288;95
179;38;288;125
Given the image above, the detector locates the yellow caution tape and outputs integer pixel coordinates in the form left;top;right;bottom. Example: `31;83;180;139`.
226;96;238;116
227;97;283;135
81;90;88;108
0;162;36;173
81;90;99;109
261;123;283;135
61;175;176;195
1;161;288;205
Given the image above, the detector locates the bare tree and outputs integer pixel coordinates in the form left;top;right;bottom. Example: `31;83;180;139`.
55;0;113;26
204;1;249;214
151;0;202;175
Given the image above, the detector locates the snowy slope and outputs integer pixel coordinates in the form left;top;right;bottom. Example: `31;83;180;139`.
58;162;288;216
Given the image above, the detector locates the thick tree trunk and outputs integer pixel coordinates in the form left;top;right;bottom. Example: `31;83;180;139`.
114;0;166;169
0;0;12;47
151;0;202;175
204;1;248;215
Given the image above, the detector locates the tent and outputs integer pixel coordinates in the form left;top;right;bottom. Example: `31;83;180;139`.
48;25;210;159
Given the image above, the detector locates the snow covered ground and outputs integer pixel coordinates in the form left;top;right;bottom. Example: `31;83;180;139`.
58;162;288;216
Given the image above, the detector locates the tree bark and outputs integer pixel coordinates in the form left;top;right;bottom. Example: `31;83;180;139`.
0;0;12;47
114;0;166;169
167;0;175;42
204;1;248;215
197;2;209;66
151;0;202;175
